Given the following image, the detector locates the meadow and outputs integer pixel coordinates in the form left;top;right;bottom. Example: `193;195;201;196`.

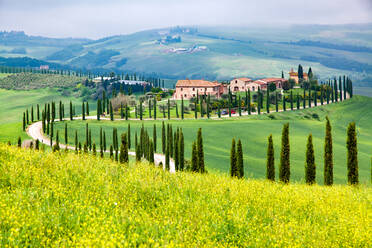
0;144;370;247
53;95;372;184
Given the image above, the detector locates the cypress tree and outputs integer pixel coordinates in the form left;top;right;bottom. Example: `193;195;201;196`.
179;131;184;171
181;96;184;119
120;132;129;164
59;101;62;121
230;138;237;177
266;134;275;181
64;123;68;144
107;98;110;114
35;139;39;150
334;79;338;102
86;102;89;115
346;122;358;185
153;124;157;152
127;124;131;149
303;89;306;109
200;97;204;118
194;101;197;119
169;125;173;157
139;99;143;120
320;88;324;105
165;138;170;170
153;98;157;120
308;89;311;108
290;91;293;110
26;109;29;124
237;139;244;178
162;121;166;153
275;92;279;112
37;104;40;120
191;141;198;172
324;117;333;186
31;105;34;123
175;102;179;119
326;87;330;104
70;101;73;120
110;145;114;160
343;77;346;100
42;111;46;133
305;134;316;184
197;128;205;173
339;76;343;101
103;131;106;152
100;127;103;157
248;89;251;115
174;130;179;171
149;140;154;164
92;143;96;156
331;84;335;102
22;112;26;131
125;104;129;120
239;95;242;116
85;123;89;146
82;102;85;120
75;130;78;153
283;95;286;111
228;91;232;117
18;137;21;147
88;130;92;151
257;91;261;114
97;99;101;121
279;123;290;183
120;102;124;119
110;102;114;121
149;99;152;119
207;94;211;118
314;91;317;106
296;93;300;110
167;99;170;120
218;104;221;118
266;90;270;113
56;130;60;149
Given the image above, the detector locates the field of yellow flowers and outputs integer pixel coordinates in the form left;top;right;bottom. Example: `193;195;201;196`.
0;144;371;247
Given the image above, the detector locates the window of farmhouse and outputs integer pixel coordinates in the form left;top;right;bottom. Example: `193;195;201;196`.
193;88;195;91
181;88;183;91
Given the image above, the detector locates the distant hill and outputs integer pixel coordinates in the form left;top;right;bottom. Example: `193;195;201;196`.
0;25;372;85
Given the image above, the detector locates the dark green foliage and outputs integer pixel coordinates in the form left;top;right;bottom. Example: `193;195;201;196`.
93;143;96;156
257;90;261;114
26;109;29;124
283;95;286;111
22;112;25;131
127;124;131;149
175;102;179;119
35;139;39;150
320;88;324;105
275;92;279;112
64;123;68;144
266;90;270;113
162;121;166;153
248;89;251;115
191;142;198;172
346;122;358;185
69;101;73;120
83;143;88;154
153;98;157;120
125;104;129;120
139;100;143;120
103;131;106;152
149;140;154;164
82;102;85;120
18;136;21;147
230;138;236;177
179;131;184;171
236;139;244;179
86;102;89;115
120;132;129;164
303;89;306;109
31;105;34;123
298;64;303;80
324;117;333;186
169;125;173;158
165;139;170;170
37;104;40;121
290;91;293;110
308;89;311;108
174;130;179;171
97;99;101;121
266;135;275;181
167;99;170;120
279;123;290;183
153;124;156;152
305;134;316;184
75;130;78;153
197;128;205;173
110;101;114;121
207;94;211;118
314;91;317;106
296;93;300;110
181;96;184;119
120;102;124;119
239;95;242;116
110;145;114;160
194;101;197;119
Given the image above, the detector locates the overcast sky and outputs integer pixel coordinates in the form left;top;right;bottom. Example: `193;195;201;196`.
0;0;371;39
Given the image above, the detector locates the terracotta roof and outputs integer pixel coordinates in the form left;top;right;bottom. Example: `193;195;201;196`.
234;77;252;82
176;79;221;87
260;78;287;83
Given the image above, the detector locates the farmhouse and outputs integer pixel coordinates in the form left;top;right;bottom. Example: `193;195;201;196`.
289;68;308;84
229;78;254;92
173;79;227;100
253;78;286;90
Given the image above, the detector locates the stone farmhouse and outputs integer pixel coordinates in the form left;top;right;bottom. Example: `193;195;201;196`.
173;79;227;100
230;77;286;92
289;68;308;84
252;78;287;91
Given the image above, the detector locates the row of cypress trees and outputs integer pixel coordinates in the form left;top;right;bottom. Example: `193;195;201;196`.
162;122;185;171
263;118;359;185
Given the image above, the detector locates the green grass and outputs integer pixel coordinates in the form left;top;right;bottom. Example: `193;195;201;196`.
0;88;95;143
53;96;372;184
0;73;10;78
0;144;370;247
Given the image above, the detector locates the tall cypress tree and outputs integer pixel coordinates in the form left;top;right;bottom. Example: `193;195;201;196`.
305;134;316;184
153;98;157;120
239;95;242;116
75;130;78;153
26;109;29;124
346;122;358;185
266;134;275;181
296;93;300;110
181;96;184;119
275;92;279;112
82;102;85;120
97;99;101;121
339;76;343;101
103;131;106;152
179;130;184;171
283;95;286;111
308;89;311;108
100;127;103;157
22;112;26;131
194;101;197;119
174;130;179;171
149;99;152;119
110;101;114;121
167;99;170;120
266;90;270;113
324;117;333;186
162;121;166;153
125;104;129;120
230;138;237;177
149;140;154;164
165;136;170;170
248;89;251;115
64;123;68;144
237;139;244;178
303;89;306;109
120;102;124;119
197;128;205;173
119;133;129;164
320;88;324;105
31;105;34;123
290;91;293;110
279;123;290;183
37;104;40;121
139;99;143;120
86;102;89;115
70;101;73;120
153;124;157;152
191;142;198;172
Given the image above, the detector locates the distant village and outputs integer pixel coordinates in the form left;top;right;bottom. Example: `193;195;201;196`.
173;69;308;100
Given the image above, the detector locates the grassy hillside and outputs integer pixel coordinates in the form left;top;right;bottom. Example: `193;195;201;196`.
0;88;95;143
54;96;372;184
0;144;370;247
0;73;85;90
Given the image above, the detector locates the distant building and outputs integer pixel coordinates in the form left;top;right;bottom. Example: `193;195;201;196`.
253;78;287;90
229;78;253;92
289;68;308;84
173;79;227;100
39;65;49;70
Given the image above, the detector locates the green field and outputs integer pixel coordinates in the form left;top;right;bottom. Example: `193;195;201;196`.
0;88;95;143
0;144;370;247
51;96;372;184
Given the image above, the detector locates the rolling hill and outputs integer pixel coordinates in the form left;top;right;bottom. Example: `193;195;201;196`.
1;24;372;87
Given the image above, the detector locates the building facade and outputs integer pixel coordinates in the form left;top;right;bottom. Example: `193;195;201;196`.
289;68;308;84
253;78;286;90
173;79;227;100
229;78;254;92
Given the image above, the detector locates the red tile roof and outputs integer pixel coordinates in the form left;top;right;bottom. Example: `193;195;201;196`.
260;78;287;83
176;79;221;87
235;77;252;82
